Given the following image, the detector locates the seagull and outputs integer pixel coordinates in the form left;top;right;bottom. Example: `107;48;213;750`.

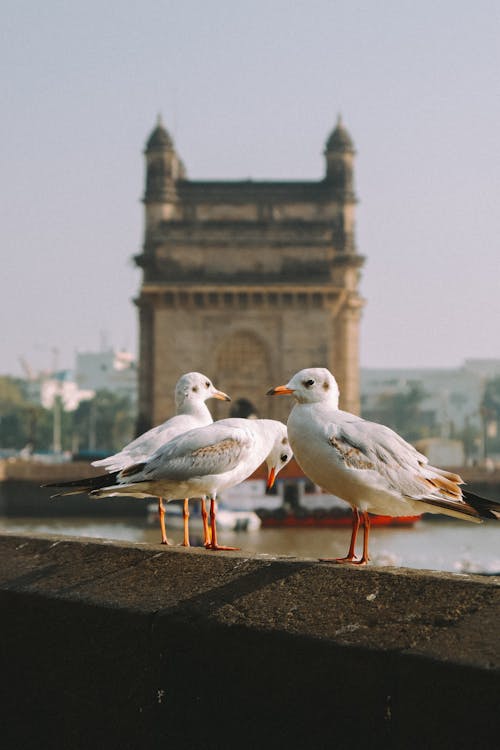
268;367;500;565
43;372;231;546
89;418;292;551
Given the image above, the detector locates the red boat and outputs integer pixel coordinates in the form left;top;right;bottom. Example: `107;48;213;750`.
221;459;420;528
259;512;419;528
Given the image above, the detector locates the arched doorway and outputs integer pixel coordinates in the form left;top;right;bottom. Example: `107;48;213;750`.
229;398;259;419
214;330;271;418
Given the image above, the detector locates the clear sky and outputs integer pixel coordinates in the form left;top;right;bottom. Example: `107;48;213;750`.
2;0;499;377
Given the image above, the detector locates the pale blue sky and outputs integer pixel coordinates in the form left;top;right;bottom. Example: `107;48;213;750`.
2;0;499;376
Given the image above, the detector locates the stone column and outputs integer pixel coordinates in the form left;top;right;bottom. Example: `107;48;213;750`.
136;298;154;434
330;298;363;414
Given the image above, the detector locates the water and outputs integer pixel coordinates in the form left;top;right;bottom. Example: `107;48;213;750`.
1;514;500;575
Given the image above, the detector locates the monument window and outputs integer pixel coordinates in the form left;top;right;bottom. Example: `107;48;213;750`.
217;330;270;384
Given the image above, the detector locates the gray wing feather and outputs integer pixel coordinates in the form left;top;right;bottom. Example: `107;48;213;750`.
93;414;205;470
120;425;253;483
330;417;430;496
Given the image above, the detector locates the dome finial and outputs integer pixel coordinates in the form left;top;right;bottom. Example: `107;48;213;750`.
325;115;354;154
146;115;174;152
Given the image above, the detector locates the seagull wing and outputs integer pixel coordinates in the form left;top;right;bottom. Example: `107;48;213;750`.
118;424;253;484
336;414;426;470
327;413;452;495
328;413;483;518
92;414;204;471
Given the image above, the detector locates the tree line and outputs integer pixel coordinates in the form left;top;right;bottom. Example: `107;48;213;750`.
0;376;135;455
2;374;500;461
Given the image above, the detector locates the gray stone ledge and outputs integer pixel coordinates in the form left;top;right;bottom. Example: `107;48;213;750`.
1;532;499;750
1;532;499;666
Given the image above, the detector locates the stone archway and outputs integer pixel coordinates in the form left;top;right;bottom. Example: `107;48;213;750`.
214;330;272;418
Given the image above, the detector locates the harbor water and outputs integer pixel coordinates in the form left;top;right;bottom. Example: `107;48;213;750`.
1;513;499;575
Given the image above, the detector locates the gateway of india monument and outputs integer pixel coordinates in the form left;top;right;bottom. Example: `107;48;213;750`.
135;116;365;432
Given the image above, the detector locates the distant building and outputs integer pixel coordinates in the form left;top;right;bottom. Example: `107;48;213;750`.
75;349;137;405
135;116;365;431
23;349;137;411
462;359;500;380
361;359;500;435
414;438;465;467
25;370;94;412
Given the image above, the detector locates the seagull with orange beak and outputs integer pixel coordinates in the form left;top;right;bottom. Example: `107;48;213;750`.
44;372;231;546
90;418;292;551
268;367;500;565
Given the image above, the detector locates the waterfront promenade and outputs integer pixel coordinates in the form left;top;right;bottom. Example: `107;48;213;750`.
1;532;499;749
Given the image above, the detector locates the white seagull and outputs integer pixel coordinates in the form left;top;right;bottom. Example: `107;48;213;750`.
268;367;500;565
90;418;292;550
44;372;231;545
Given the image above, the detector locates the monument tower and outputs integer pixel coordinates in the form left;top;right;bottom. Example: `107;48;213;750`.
135;116;365;431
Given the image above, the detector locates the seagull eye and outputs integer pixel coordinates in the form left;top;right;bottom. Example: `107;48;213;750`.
192;386;198;392
304;379;315;388
205;381;210;388
280;453;289;463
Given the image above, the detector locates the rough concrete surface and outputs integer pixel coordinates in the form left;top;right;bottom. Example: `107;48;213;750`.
0;532;499;749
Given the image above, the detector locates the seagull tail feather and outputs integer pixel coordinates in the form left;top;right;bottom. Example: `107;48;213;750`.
41;471;119;499
421;489;500;523
462;490;500;520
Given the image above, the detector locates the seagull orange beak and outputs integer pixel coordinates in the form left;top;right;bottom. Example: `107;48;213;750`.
266;385;294;396
267;466;276;490
212;389;231;402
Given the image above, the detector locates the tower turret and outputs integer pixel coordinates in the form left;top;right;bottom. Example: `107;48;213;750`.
324;115;355;195
143;116;185;230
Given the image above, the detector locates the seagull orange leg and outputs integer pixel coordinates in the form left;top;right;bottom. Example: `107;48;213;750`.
158;498;171;545
350;512;371;565
201;497;211;547
206;497;239;551
320;507;361;563
364;512;371;562
181;498;190;547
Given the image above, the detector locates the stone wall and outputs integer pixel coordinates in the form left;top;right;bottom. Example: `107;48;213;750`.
1;533;499;749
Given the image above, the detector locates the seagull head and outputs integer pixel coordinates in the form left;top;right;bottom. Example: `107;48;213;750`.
175;372;231;409
267;368;340;407
265;422;293;489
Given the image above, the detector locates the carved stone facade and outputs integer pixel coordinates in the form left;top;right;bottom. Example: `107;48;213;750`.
135;117;365;430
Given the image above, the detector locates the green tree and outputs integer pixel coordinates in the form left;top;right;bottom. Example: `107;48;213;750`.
0;376;54;450
0;376;26;407
362;383;434;443
458;416;480;464
481;376;500;456
72;390;135;454
0;378;136;454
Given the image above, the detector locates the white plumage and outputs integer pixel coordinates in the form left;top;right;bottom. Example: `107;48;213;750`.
268;367;500;564
91;418;292;550
45;372;231;545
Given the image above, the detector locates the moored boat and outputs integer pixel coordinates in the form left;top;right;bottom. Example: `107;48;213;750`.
222;459;420;528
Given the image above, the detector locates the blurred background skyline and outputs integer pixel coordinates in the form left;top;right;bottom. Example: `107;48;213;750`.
2;0;500;376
